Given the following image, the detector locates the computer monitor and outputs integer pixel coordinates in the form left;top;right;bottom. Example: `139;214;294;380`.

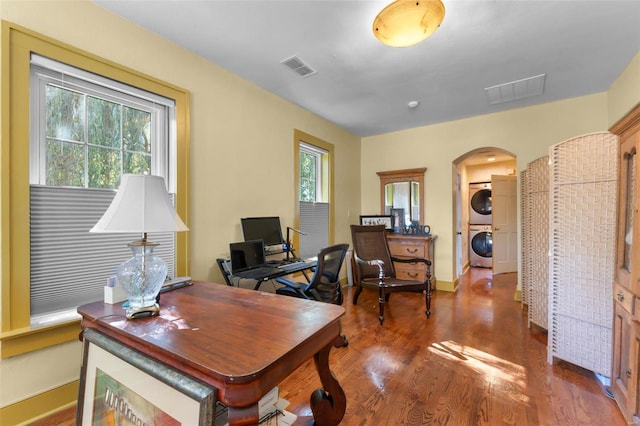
241;217;284;247
229;240;266;273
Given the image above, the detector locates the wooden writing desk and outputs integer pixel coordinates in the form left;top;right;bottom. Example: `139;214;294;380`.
77;281;347;425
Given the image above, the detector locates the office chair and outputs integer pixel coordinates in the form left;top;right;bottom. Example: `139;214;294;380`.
216;258;234;286
350;224;432;325
275;243;349;305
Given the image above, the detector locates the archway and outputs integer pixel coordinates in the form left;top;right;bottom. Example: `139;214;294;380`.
451;147;517;286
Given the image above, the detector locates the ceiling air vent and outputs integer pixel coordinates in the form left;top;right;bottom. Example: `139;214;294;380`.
281;55;317;78
484;74;546;105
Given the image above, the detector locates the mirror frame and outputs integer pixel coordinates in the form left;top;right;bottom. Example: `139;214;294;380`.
377;167;427;224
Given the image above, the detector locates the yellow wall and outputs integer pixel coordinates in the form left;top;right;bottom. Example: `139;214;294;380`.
0;0;360;420
361;93;609;284
465;160;517;184
608;51;640;126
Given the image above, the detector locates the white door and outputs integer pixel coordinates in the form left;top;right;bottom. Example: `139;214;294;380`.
492;175;517;274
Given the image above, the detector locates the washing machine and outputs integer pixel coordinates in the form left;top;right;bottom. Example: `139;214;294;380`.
469;182;492;224
469;224;492;268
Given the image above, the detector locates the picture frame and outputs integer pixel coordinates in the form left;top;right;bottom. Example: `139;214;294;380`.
77;328;216;426
391;208;405;233
359;215;393;231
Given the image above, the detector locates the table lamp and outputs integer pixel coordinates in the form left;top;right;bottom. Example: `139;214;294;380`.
90;174;188;319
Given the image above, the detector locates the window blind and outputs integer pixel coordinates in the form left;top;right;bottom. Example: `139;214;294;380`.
30;186;175;322
299;201;328;258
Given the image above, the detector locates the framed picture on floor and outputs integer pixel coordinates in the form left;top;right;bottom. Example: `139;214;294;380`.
77;328;216;426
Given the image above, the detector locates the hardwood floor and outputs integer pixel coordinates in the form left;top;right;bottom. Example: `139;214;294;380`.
33;268;623;425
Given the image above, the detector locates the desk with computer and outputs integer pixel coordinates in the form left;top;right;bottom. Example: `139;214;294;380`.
219;216;316;290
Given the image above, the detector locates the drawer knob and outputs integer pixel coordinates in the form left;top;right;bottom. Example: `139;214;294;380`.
627;369;632;378
617;292;625;302
406;248;418;254
408;272;418;278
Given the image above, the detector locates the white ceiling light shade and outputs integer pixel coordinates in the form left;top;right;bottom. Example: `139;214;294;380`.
373;0;446;48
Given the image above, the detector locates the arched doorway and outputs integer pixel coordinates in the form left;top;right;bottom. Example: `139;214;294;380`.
452;148;517;284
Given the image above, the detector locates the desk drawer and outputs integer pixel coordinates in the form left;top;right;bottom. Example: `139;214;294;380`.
614;282;634;315
388;241;426;258
394;262;426;281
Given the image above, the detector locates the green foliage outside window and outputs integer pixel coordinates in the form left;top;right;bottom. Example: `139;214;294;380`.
45;84;151;189
300;151;317;202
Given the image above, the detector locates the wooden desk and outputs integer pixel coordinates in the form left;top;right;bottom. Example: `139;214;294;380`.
77;281;347;425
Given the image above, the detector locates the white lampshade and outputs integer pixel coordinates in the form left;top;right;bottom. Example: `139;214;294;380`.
91;174;188;234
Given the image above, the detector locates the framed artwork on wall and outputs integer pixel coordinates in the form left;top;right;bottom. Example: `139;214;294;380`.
78;328;216;426
359;215;393;231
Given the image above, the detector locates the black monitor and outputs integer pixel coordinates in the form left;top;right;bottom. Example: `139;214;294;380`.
241;217;284;247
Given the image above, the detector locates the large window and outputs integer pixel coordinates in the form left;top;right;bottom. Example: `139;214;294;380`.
30;55;170;186
296;132;333;258
29;55;178;327
1;23;189;357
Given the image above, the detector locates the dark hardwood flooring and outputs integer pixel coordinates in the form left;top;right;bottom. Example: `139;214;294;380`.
33;268;623;425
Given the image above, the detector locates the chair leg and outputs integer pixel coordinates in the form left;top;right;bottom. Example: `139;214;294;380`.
378;285;385;325
353;284;363;305
425;284;432;318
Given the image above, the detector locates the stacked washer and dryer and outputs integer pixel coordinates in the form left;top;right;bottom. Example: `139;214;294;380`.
469;182;492;268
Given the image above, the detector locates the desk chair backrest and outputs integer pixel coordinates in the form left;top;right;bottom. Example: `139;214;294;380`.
216;258;234;286
307;243;350;304
350;225;396;279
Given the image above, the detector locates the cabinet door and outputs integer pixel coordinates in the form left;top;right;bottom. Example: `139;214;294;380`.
630;320;640;423
616;134;640;295
611;103;640;423
612;301;633;411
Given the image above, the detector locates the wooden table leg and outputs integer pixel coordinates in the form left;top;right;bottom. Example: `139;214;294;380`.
226;404;259;426
310;335;347;425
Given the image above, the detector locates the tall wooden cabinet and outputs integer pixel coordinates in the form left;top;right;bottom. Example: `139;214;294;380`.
611;104;640;424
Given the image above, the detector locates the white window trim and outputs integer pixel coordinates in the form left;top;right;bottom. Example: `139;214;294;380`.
300;141;326;203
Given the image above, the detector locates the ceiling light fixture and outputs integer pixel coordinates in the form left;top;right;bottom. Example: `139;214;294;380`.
373;0;445;48
487;155;496;162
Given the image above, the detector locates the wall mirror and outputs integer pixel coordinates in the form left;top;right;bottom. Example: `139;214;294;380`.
377;168;426;228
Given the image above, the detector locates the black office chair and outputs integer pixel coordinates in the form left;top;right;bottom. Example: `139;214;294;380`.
275;243;349;305
216;258;234;286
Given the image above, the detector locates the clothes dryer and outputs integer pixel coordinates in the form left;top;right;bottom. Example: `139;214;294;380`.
469;182;492;224
469;224;492;268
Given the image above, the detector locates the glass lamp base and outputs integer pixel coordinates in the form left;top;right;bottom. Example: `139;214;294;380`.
125;303;160;319
118;239;168;320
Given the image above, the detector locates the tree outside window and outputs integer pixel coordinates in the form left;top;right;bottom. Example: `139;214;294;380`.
45;84;151;189
299;150;317;202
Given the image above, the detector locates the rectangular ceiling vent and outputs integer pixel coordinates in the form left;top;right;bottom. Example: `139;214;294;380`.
281;55;317;78
484;74;546;105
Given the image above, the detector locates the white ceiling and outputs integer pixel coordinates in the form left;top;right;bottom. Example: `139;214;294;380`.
93;0;640;138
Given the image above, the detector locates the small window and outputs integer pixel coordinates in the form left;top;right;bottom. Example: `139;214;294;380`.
299;142;324;202
297;137;331;258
